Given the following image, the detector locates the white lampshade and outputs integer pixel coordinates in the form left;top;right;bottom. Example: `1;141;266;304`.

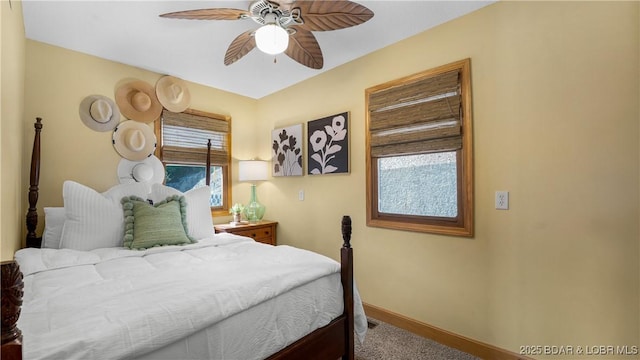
255;24;289;55
238;160;269;182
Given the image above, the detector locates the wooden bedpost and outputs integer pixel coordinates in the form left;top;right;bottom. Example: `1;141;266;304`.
266;216;356;360
1;260;24;360
26;118;42;248
205;139;211;186
340;215;354;360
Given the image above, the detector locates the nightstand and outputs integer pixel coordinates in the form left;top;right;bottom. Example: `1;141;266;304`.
214;220;278;245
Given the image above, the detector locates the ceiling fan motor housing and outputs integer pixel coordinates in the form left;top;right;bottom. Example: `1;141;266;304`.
248;0;302;28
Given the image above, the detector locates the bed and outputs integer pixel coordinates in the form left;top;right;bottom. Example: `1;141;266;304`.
0;118;365;360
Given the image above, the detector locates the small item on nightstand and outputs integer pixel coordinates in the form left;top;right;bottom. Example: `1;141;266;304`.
229;203;245;225
232;212;241;224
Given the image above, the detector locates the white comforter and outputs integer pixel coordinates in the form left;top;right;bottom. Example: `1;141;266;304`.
15;234;366;360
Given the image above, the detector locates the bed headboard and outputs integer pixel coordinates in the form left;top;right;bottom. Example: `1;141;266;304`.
26;118;42;249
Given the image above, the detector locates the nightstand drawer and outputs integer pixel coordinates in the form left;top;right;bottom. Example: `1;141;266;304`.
214;220;277;246
233;227;272;240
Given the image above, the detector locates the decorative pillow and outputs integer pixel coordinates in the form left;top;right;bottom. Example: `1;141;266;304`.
42;207;66;249
121;195;195;250
149;184;215;240
59;181;150;251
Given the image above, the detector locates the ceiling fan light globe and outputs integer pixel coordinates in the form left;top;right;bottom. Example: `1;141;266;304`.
255;24;289;55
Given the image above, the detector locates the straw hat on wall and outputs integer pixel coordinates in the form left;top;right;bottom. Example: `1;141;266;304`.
156;75;191;113
117;155;165;186
115;80;163;123
79;95;121;132
112;120;157;161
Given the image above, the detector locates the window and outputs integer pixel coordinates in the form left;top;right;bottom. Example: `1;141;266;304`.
155;109;232;216
365;59;473;236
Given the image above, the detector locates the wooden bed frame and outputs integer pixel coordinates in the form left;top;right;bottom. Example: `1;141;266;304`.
1;118;355;360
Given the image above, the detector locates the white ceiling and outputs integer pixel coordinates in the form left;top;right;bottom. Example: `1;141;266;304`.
22;1;494;99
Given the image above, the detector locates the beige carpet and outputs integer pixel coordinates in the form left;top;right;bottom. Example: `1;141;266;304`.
355;319;481;360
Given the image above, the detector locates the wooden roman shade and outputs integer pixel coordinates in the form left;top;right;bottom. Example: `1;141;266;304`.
368;69;462;158
161;110;230;165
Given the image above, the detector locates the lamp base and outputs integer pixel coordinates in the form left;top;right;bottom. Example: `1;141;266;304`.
244;184;265;223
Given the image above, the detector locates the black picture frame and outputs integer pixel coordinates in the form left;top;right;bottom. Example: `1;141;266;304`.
307;112;349;175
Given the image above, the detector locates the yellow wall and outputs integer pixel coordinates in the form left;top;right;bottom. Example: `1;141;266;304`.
1;0;26;261
257;1;639;358
5;1;639;358
23;41;259;236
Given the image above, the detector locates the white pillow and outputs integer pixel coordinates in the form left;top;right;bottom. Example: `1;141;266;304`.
149;184;215;240
59;181;149;251
42;207;66;249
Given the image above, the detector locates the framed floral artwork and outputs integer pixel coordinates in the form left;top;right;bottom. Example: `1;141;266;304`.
307;112;349;175
272;124;303;176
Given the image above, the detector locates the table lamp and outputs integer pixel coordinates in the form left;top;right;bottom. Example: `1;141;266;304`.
238;160;268;222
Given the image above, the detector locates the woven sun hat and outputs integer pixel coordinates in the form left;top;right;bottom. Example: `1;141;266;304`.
112;120;157;161
115;80;163;123
117;155;165;186
79;95;121;132
156;75;191;113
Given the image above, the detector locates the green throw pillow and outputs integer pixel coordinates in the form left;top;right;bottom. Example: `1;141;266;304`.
121;195;196;250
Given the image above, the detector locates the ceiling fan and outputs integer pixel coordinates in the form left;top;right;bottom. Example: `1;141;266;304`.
159;0;374;69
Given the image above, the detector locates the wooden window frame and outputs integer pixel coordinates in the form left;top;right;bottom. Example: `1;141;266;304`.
154;109;232;217
365;59;474;236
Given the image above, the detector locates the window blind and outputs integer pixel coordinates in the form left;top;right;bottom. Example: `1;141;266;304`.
368;69;462;158
161;110;230;165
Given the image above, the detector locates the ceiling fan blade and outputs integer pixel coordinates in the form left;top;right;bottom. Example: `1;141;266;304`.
159;8;248;20
285;28;323;69
224;30;257;66
295;0;374;31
